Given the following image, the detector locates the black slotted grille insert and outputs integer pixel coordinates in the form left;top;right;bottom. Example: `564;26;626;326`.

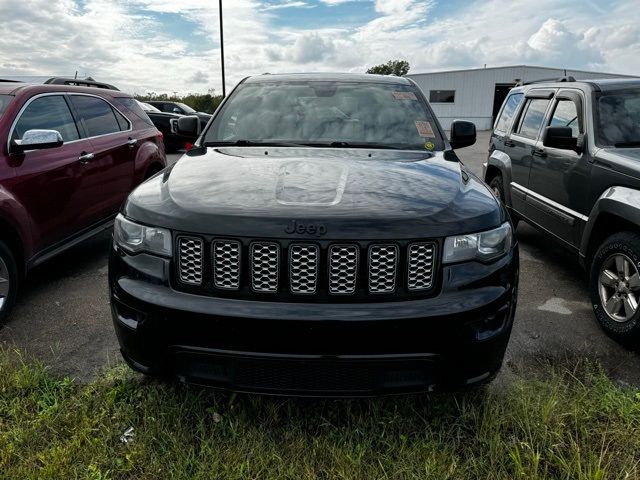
175;236;439;300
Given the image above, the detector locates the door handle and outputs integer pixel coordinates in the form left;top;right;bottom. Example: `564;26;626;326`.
531;148;547;158
504;140;515;147
127;137;138;147
78;152;95;164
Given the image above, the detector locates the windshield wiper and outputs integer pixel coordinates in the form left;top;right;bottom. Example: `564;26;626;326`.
324;141;407;150
613;141;640;148
204;139;310;147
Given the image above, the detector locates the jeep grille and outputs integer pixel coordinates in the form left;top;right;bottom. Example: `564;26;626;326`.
407;243;435;291
175;237;438;300
177;236;203;285
212;240;241;290
289;244;319;294
250;242;280;293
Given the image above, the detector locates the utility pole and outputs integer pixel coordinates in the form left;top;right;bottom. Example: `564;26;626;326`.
219;0;226;98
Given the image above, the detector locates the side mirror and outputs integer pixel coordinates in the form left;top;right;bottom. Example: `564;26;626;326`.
543;126;578;151
11;129;63;154
449;120;476;149
176;115;201;137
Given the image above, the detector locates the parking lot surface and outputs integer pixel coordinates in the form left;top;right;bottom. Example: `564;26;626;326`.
2;140;640;385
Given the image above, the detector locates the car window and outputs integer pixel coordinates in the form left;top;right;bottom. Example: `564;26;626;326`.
113;109;131;131
516;99;550;139
205;81;445;151
176;102;196;114
494;93;523;133
0;94;13;120
14;95;80;142
596;89;640;147
69;95;121;137
115;98;155;126
549;100;579;137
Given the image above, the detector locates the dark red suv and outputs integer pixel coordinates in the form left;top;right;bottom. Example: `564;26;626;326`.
0;78;166;321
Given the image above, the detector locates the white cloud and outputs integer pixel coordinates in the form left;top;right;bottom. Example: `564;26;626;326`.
0;0;638;97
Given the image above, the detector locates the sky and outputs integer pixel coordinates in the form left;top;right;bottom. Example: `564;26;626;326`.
0;0;638;96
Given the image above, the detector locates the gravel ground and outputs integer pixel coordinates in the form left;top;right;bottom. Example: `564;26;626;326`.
2;141;639;386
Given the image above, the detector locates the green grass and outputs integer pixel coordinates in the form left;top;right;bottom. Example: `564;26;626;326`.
1;350;639;480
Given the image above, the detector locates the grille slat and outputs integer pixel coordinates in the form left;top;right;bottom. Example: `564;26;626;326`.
213;240;241;290
178;237;203;285
329;245;359;295
407;243;436;291
250;242;280;293
368;245;399;294
289;244;319;294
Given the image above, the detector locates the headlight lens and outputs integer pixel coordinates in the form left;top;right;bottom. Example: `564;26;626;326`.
443;222;512;264
113;213;172;257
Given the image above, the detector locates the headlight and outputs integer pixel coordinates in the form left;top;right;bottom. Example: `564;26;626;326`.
443;222;512;264
113;213;172;257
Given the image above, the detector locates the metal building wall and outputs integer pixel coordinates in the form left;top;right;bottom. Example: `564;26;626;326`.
406;65;632;130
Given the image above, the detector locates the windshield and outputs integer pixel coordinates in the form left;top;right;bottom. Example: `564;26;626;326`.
596;89;640;147
177;102;196;113
136;100;160;113
204;81;443;150
0;94;13;119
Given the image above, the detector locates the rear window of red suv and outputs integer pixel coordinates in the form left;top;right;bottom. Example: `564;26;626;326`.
0;95;13;118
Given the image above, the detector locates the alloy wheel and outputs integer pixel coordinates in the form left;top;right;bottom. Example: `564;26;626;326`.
598;253;640;322
0;256;9;312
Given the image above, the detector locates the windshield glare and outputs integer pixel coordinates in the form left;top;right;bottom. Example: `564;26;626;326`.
205;81;443;150
597;89;640;147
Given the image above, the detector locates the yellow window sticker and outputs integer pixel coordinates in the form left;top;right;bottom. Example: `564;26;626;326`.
424;140;435;151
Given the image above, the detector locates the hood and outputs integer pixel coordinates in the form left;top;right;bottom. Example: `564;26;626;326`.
125;147;502;239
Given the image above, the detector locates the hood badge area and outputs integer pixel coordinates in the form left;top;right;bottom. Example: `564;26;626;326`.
285;220;327;237
276;160;348;207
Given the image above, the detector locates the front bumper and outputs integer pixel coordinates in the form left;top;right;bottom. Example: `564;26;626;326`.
109;244;518;396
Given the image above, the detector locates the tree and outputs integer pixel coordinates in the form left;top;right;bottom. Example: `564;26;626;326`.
366;60;410;77
135;91;224;114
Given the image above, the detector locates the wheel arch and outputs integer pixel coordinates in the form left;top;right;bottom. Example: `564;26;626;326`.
484;150;513;206
0;216;25;277
580;187;640;267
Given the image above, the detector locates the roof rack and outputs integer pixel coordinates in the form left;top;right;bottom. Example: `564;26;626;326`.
516;75;576;87
44;77;119;91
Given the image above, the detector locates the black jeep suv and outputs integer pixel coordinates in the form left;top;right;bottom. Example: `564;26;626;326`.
484;77;640;344
109;73;519;396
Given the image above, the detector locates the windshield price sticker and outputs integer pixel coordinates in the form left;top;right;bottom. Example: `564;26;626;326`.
392;91;418;100
415;121;435;137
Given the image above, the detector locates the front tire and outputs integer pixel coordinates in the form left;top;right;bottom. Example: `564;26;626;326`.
590;232;640;345
0;240;18;324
